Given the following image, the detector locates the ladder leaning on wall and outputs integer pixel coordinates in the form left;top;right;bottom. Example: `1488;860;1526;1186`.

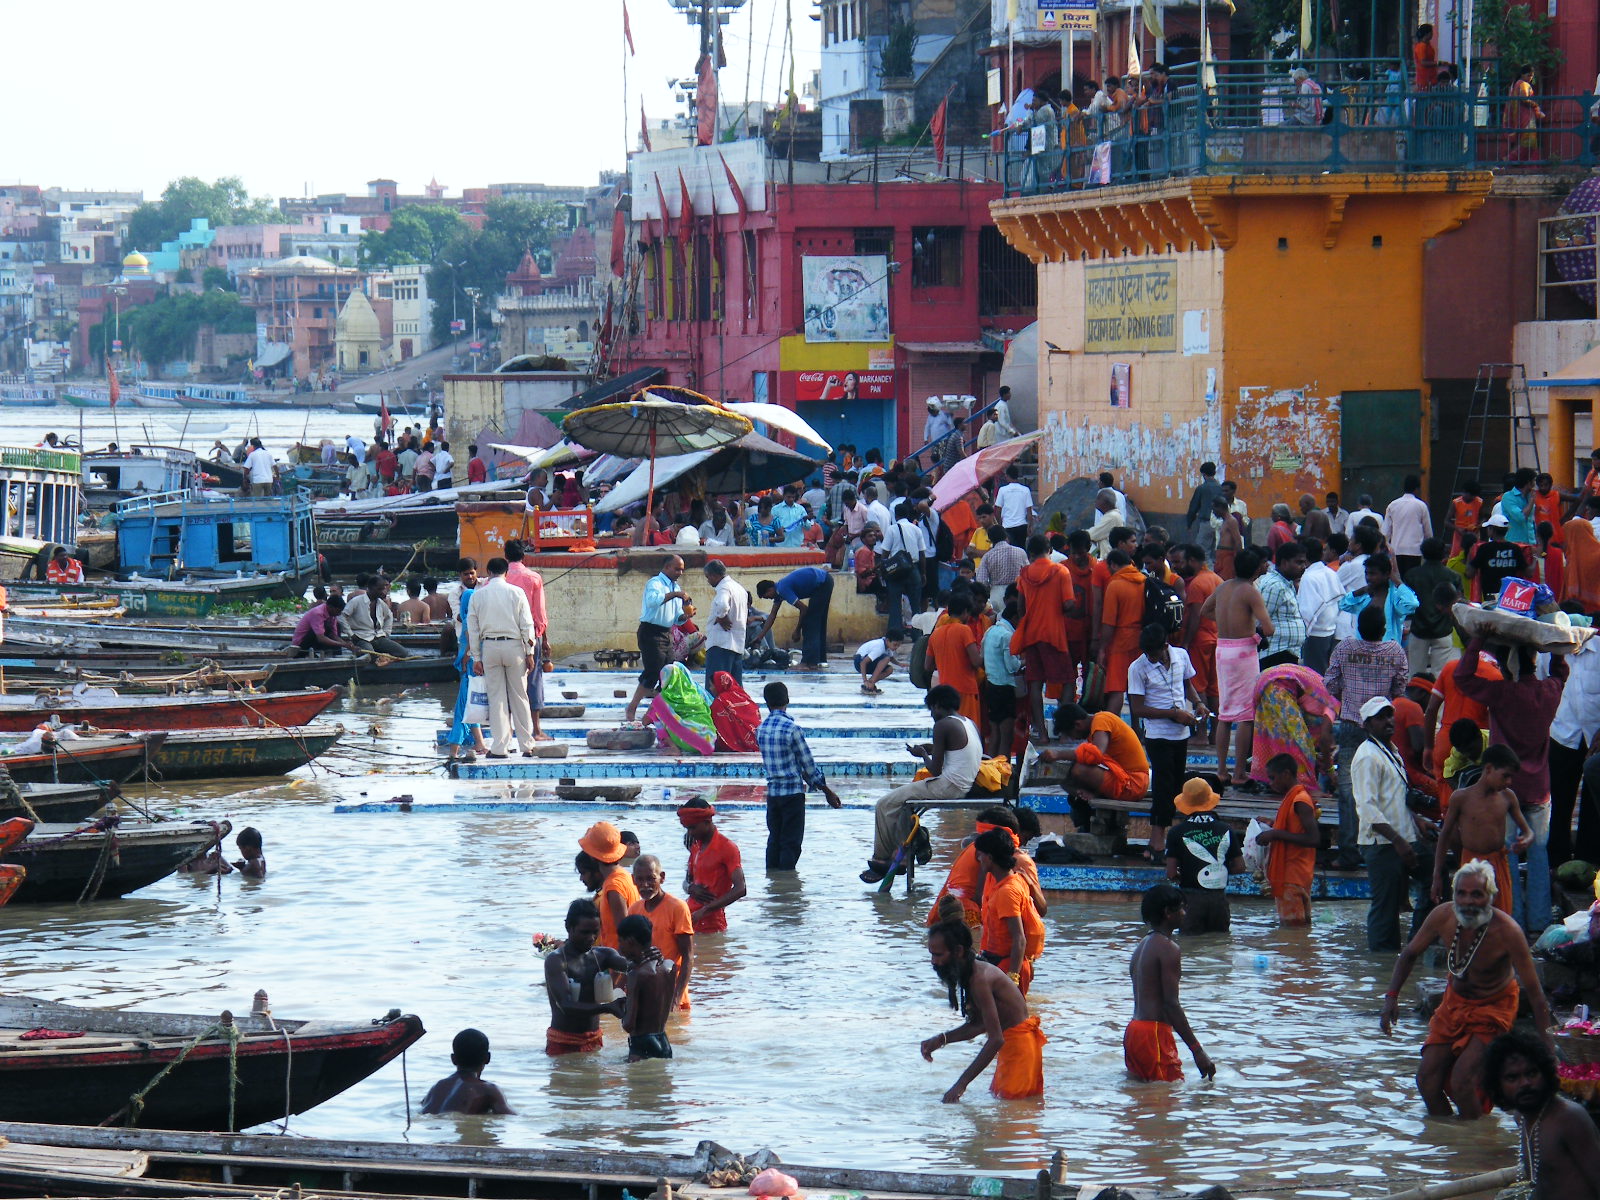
1452;362;1540;498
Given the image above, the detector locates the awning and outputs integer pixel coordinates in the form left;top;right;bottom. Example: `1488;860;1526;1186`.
897;341;991;356
255;343;292;369
558;366;665;410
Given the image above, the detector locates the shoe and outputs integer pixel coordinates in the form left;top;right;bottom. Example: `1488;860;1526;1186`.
859;860;888;884
485;752;509;760
459;752;477;764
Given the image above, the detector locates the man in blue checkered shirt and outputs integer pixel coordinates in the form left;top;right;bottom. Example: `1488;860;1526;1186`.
757;681;842;870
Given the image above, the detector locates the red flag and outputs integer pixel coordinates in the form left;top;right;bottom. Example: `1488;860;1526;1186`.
107;363;120;408
718;151;747;215
610;203;627;278
678;169;695;232
639;101;653;152
379;394;392;436
931;96;949;167
623;0;636;54
696;52;718;147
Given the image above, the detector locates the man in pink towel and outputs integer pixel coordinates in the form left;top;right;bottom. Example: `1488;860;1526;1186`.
1199;547;1270;786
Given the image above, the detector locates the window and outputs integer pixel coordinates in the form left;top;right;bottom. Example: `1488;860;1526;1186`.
978;226;1036;315
377;282;393;299
911;226;962;288
644;241;663;319
694;233;713;321
854;227;893;257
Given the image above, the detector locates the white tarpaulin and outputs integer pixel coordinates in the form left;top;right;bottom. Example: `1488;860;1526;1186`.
727;402;833;453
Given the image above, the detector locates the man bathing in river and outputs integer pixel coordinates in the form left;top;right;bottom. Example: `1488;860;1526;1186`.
628;854;694;1011
1380;860;1552;1119
421;1028;513;1115
543;898;627;1055
1126;883;1216;1082
1432;743;1532;913
616;914;677;1061
920;918;1045;1102
1484;1030;1600;1197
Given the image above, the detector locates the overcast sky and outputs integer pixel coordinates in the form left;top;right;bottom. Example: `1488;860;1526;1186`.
4;0;819;203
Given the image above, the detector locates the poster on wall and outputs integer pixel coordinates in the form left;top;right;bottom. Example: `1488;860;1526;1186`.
1084;260;1178;353
791;370;895;402
802;255;891;343
1110;362;1131;408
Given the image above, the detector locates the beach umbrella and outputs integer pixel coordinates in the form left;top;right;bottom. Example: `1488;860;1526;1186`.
726;402;833;453
564;397;752;526
595;432;819;514
929;430;1045;513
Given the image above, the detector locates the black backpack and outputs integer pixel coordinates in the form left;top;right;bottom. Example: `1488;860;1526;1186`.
1143;573;1185;635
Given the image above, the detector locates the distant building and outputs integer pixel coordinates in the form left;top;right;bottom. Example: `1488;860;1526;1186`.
496;247;599;369
239;254;362;381
335;289;385;374
208;222;305;280
280;178;489;233
142;218;217;277
366;263;433;360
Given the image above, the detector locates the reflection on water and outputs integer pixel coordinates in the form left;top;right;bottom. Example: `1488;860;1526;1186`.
0;691;1521;1197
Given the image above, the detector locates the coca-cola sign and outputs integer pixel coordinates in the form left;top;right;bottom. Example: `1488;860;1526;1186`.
791;370;895;402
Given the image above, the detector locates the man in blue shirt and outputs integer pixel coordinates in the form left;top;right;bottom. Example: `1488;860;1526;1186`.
771;486;808;548
754;566;834;669
624;554;690;723
756;681;841;869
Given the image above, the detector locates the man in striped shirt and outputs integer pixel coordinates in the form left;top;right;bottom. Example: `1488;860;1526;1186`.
1257;542;1308;668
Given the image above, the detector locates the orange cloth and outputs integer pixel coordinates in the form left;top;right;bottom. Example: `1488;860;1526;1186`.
1010;558;1074;654
1392;696;1434;792
1062;557;1096;643
545;1027;604;1056
1075;739;1149;804
980;872;1045;993
943;499;979;560
929;621;981;697
928;842;986;927
1561;517;1600;612
1090;710;1150;772
1101;565;1147;692
1266;784;1320;915
597;869;642;949
1124;1019;1182;1081
990;1015;1047;1098
1184;568;1221;694
630;892;695;1009
1532;489;1563;545
1424;977;1519;1056
686;830;742;933
1450;496;1483;557
1429;660;1502;775
1464;848;1514;915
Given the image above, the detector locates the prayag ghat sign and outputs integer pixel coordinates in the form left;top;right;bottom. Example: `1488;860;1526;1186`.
1084;260;1178;353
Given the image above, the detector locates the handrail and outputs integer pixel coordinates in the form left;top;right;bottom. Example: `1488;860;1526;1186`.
905;396;1003;469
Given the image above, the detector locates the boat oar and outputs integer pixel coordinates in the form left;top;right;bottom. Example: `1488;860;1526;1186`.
1377;1166;1520;1199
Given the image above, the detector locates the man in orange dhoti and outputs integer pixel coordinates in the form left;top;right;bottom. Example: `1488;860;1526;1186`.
543;898;627;1055
920;919;1044;1101
1381;861;1553;1119
1125;884;1215;1082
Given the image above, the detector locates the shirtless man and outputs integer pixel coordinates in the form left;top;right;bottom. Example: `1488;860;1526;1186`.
1484;1030;1600;1198
395;579;432;626
1432;743;1533;912
420;1028;513;1115
1125;882;1215;1082
615;913;677;1061
232;827;266;879
1199;546;1271;786
920;918;1045;1102
1380;860;1553;1119
543;898;628;1055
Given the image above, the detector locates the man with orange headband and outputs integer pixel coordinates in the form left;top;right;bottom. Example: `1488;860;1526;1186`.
926;806;1047;929
679;796;747;933
543;898;626;1055
921;917;1045;1102
575;821;641;949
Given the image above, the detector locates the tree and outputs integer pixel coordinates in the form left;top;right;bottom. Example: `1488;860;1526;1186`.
1474;0;1562;90
202;266;235;292
91;291;256;369
425;198;567;344
359;205;467;267
126;177;280;251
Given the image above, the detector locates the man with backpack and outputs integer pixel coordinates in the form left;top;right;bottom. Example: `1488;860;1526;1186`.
1257;541;1309;668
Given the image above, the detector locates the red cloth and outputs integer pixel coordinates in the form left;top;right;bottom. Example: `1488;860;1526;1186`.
1425;978;1519;1055
686;830;742;933
545;1027;604;1055
709;672;760;752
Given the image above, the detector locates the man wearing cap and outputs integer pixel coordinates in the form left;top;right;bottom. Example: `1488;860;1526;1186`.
575;822;641;950
678;796;747;933
1352;695;1428;952
1164;779;1246;934
1467;514;1531;601
1325;604;1410;868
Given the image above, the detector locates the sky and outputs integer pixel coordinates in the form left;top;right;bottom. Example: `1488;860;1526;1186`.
3;0;820;203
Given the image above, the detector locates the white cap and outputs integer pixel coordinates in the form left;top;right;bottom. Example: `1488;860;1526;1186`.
1359;696;1395;722
1484;513;1510;528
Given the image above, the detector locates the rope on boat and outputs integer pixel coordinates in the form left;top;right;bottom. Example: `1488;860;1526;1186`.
208;666;323;777
74;824;117;905
117;1014;241;1129
48;737;160;822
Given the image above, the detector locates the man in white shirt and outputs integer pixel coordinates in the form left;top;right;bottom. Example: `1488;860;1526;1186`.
466;556;537;758
994;465;1034;543
1381;475;1433;576
863;483;894;539
344;433;366;461
1351;697;1425;952
1347;493;1382;536
1088;489;1121;558
703;559;749;686
1551;637;1600;866
879;511;928;632
1297;536;1345;673
699;504;738;547
342;573;411;658
1325;491;1351;537
433;441;455;489
923;398;955;447
243;438;276;497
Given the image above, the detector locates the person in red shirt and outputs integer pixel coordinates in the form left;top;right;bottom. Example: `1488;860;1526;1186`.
466;444;488;485
1412;23;1437;89
46;546;84;584
375;441;399;485
679;798;746;933
1060;531;1097;686
1392;676;1438;799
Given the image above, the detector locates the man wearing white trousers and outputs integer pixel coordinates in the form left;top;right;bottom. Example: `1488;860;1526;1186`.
466;556;537;758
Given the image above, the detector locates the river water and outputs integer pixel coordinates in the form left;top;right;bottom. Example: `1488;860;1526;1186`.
0;680;1520;1198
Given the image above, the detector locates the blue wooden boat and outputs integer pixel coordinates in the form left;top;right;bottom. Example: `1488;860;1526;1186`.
176;384;253;409
0;385;56;408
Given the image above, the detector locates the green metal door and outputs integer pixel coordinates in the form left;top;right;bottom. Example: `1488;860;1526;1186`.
1341;390;1422;507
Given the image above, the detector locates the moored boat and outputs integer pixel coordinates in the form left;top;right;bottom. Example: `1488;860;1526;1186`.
142;724;344;780
264;654;455;691
0;732;167;785
176;383;254;409
0;385;56;408
0;780;117;824
63;388;113;408
0;997;424;1130
3;816;226;902
80;445;203;508
0;688;339;734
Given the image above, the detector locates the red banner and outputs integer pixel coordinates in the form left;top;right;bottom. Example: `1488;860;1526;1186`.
791;370;894;402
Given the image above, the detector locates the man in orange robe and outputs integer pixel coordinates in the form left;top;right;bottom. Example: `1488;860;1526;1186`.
920;917;1045;1101
576;821;640;949
629;854;694;1011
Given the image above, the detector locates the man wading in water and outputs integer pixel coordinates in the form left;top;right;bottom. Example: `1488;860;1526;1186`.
1125;883;1215;1082
543;898;627;1056
1380;860;1553;1118
919;918;1045;1103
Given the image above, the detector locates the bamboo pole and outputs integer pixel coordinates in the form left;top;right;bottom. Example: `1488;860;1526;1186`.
1377;1165;1520;1200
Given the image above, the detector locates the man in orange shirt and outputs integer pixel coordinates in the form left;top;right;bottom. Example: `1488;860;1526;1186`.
1040;705;1151;826
1393;675;1438;798
679;797;747;933
1098;548;1147;717
1173;543;1222;712
1010;533;1078;743
1061;531;1098;689
629;854;693;1010
1424;652;1501;778
929;594;984;726
576;822;641;949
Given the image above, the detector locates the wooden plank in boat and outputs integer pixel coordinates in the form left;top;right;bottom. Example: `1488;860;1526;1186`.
0;1141;150;1178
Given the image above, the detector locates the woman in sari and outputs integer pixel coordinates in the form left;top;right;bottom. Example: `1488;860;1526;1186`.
708;671;761;753
646;663;717;755
1248;663;1340;790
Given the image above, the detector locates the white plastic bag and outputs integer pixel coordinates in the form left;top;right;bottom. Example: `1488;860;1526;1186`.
464;681;490;726
1242;818;1269;876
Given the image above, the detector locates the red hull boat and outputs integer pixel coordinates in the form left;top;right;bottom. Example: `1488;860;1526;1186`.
0;690;339;734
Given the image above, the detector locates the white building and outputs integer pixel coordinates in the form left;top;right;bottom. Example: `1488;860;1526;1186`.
368;262;434;360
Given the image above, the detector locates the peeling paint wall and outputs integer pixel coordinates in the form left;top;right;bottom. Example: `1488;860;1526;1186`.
1228;386;1341;500
1042;402;1223;506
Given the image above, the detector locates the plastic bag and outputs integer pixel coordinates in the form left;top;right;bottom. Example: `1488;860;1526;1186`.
464;681;490;726
1241;817;1268;877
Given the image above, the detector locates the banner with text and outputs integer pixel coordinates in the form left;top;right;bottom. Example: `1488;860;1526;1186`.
790;370;896;402
1084;260;1178;353
1039;2;1097;31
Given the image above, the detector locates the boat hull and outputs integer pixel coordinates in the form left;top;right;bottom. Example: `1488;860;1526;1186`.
265;655;455;691
0;737;164;785
146;726;343;780
0;783;116;824
3;818;225;902
0;689;339;734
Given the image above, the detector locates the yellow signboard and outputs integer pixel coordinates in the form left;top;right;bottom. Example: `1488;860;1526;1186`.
1084;260;1178;353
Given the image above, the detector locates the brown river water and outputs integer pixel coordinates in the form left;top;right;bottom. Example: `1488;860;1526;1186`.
0;686;1518;1198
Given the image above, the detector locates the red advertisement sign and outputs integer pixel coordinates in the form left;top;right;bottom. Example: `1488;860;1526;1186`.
790;370;895;402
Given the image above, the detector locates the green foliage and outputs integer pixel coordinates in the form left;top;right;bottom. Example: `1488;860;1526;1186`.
359;205;467;268
174;267;193;284
425;198;568;344
202;266;234;292
880;19;917;80
213;597;308;616
91;291;257;367
1474;0;1561;90
126;177;279;252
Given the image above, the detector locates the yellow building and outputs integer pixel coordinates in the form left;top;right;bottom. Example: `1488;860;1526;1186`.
334;289;384;374
991;173;1492;524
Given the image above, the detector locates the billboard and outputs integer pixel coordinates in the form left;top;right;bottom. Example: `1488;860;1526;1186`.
1084;259;1178;353
1039;1;1097;31
802;255;890;343
791;369;895;402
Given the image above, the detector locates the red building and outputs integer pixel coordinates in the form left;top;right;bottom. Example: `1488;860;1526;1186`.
611;143;1035;458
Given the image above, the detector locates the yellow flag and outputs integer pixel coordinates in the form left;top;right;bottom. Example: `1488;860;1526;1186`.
1142;0;1163;40
1300;0;1311;50
1007;0;1019;20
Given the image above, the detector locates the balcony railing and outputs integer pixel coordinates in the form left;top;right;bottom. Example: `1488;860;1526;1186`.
996;60;1600;196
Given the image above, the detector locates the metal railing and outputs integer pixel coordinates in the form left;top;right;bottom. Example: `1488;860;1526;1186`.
905;396;1003;472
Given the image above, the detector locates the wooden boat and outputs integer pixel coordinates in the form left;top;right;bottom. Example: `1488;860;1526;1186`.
4;816;229;902
176;383;254;409
63;388;113;408
265;654;456;691
0;732;167;785
6;575;292;619
144;724;343;780
80;446;203;508
0;781;117;824
0;999;423;1131
2;617;291;653
0;385;56;408
0;817;31;912
0;688;339;734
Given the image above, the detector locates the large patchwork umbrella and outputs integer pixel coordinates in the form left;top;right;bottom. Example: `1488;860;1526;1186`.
929;430;1044;513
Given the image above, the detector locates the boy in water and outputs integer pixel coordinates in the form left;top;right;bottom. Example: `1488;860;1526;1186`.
232;827;266;878
543;898;628;1055
1255;753;1322;927
1433;743;1532;914
1125;882;1215;1082
615;913;677;1061
420;1028;513;1115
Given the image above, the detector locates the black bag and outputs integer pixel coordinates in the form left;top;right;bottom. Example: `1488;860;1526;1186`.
881;520;918;584
1143;574;1186;634
908;632;933;689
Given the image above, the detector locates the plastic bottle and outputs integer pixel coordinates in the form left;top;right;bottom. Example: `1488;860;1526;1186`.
847;548;856;571
662;786;674;806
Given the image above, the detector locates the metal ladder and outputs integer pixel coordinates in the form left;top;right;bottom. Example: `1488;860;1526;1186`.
1453;363;1541;495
